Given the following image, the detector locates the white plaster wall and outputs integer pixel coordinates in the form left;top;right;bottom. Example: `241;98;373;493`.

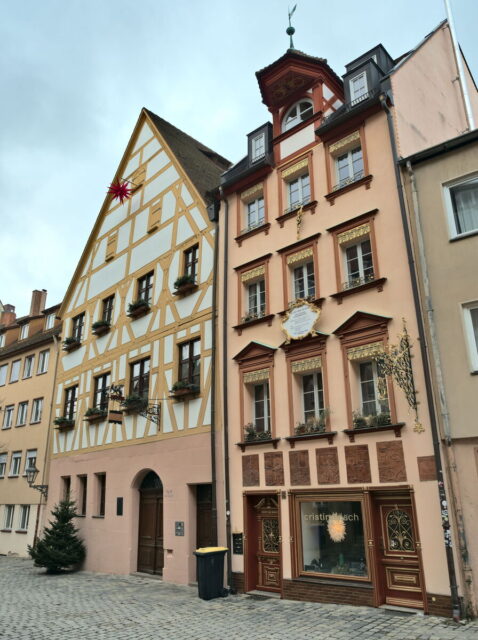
280;123;315;158
88;254;127;299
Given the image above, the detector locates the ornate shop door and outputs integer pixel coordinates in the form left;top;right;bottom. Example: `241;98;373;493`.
375;499;424;608
254;496;281;593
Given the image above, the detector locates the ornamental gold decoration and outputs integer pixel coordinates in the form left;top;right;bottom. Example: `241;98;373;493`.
281;157;308;179
337;223;370;245
287;247;313;265
291;356;322;373
347;341;384;361
241;265;265;283
241;183;263;202
243;368;269;384
329;131;360;154
281;299;321;343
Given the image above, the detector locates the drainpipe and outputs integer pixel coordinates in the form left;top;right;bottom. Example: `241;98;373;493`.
33;331;61;543
406;160;477;617
210;203;219;546
444;0;475;131
220;190;234;593
380;94;461;620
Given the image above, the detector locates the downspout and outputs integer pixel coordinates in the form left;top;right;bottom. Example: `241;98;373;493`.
406;160;477;617
210;202;219;546
380;94;461;620
34;331;60;543
444;0;475;131
220;190;234;593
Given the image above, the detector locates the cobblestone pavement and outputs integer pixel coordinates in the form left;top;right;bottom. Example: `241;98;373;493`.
1;558;478;640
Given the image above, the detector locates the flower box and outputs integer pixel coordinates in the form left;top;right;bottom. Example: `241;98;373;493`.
83;408;107;424
53;417;75;431
173;281;198;296
62;337;81;352
108;410;123;424
92;321;111;337
120;395;148;415
127;300;151;319
170;382;200;400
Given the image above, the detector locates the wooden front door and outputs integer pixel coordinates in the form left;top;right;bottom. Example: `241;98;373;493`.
374;497;424;609
254;496;281;593
196;484;215;549
137;480;164;575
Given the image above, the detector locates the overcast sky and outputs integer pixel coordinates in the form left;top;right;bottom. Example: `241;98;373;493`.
1;0;477;317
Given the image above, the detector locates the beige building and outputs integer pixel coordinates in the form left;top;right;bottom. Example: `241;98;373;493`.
0;290;61;556
401;130;478;617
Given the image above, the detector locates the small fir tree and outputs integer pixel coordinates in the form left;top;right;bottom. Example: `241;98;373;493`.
28;500;86;573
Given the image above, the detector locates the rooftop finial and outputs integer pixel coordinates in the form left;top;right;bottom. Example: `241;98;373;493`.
287;4;297;49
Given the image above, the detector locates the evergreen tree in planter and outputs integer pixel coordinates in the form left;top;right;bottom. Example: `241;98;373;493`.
28;500;86;573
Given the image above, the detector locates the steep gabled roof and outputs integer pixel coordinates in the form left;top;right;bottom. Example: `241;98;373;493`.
145;109;231;202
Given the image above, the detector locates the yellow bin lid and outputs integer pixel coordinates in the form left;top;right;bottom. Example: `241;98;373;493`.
195;546;228;554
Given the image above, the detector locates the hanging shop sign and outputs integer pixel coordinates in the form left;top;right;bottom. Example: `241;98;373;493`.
281;300;321;342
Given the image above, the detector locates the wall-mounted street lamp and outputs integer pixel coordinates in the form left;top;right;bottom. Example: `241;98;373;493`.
25;465;48;499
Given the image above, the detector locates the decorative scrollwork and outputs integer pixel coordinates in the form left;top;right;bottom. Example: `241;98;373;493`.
262;518;279;553
387;509;415;552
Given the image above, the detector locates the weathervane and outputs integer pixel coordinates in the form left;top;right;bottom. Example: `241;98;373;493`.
287;5;297;49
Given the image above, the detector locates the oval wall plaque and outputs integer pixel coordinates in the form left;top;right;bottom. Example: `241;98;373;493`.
281;300;321;341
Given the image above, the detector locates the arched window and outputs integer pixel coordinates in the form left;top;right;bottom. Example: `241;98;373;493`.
282;99;314;132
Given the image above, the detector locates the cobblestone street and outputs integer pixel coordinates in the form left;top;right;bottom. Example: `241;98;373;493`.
1;558;477;640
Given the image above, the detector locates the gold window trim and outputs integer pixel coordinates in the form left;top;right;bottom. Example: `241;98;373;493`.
347;342;384;361
287;247;313;265
291;356;322;373
243;368;269;384
241;265;265;283
241;183;263;202
337;223;370;245
329;131;360;155
281;157;309;180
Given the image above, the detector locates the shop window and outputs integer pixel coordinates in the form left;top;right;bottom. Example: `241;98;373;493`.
18;505;30;531
10;360;20;383
462;302;478;372
282;99;313;132
23;355;34;379
94;373;111;411
444;174;478;238
3;505;15;530
64;385;78;421
37;349;49;374
16;401;28;426
2;405;14;429
130;358;150;399
298;499;368;578
31;398;43;423
178;340;200;387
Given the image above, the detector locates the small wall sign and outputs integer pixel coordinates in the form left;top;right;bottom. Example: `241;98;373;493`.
232;533;244;555
281;300;321;342
175;521;184;536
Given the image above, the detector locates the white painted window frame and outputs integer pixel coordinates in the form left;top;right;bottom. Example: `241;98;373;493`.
251;133;266;162
9;452;22;477
462;302;478;372
350;72;368;101
443;173;478;239
4;505;15;530
31;398;43;423
19;324;29;340
0;453;7;478
18;505;30;531
37;349;49;374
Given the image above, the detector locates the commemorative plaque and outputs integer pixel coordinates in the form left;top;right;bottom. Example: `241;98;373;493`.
281;300;320;342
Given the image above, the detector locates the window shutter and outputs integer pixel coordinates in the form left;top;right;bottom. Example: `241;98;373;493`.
148;200;162;232
105;233;118;262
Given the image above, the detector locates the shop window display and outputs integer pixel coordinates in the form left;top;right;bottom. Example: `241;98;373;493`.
300;500;367;577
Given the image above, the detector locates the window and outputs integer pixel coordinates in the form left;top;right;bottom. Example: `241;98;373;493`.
16;402;28;426
302;372;324;423
9;452;22;476
253;382;270;432
0;453;7;478
9;360;20;382
358;361;389;417
137;272;154;304
72;313;85;342
350;72;368;102
298;499;367;577
37;349;49;374
45;313;56;330
31;398;43;423
463;303;478;371
445;176;478;237
2;405;14;429
62;476;71;501
78;475;87;516
25;449;37;475
287;173;310;210
178;340;200;387
335;147;364;189
19;324;29;340
343;238;374;289
23;355;34;379
130;358;150;398
94;373;111;410
18;505;30;531
64;385;78;420
251;133;266;161
293;262;315;300
0;334;4;348
247;280;266;319
282;100;313;132
102;295;115;325
246;197;265;231
96;473;106;517
3;505;15;530
0;364;7;386
184;245;199;281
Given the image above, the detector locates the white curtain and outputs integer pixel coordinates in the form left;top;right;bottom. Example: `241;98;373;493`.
452;180;478;233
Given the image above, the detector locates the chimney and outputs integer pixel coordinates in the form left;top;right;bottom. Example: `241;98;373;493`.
30;289;47;317
0;304;16;327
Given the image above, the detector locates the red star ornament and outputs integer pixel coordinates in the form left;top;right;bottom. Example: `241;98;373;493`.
107;180;133;204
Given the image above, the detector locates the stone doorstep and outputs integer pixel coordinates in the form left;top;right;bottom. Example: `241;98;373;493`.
246;589;281;599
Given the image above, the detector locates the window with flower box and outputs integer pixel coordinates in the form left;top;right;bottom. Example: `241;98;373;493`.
130;358;150;399
178;340;200;388
71;313;85;342
64;385;78;421
137;272;153;304
94;373;111;411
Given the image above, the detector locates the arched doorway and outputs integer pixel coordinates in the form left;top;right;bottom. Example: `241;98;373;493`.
137;471;164;575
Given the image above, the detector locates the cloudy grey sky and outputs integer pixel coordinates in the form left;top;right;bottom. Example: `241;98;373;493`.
1;0;477;317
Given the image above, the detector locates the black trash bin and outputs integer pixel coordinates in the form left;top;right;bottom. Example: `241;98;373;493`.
194;546;228;600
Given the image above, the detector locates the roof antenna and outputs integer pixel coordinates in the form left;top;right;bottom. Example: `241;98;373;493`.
287;4;297;50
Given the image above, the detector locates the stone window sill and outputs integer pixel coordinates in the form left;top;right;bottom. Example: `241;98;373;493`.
276;200;318;227
237;438;280;453
343;422;405;443
330;277;387;304
235;223;271;246
233;314;274;335
325;175;373;205
285;431;337;448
